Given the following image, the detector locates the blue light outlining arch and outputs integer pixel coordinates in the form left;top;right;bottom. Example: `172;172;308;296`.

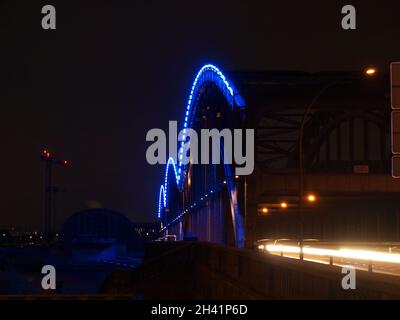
157;185;165;219
157;157;179;218
156;64;246;247
177;64;245;178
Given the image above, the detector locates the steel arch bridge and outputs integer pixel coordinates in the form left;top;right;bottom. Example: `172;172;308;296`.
156;64;247;248
155;64;393;248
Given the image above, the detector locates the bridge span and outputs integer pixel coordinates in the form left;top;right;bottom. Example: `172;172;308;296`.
156;64;398;250
102;64;400;299
101;241;400;299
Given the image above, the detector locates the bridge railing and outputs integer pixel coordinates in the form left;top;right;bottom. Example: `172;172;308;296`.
257;239;400;275
193;242;400;299
100;241;400;299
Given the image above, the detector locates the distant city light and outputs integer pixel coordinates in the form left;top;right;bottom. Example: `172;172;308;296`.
42;149;51;158
280;202;288;209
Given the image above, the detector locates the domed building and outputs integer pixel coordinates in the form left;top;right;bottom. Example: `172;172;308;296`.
59;208;137;258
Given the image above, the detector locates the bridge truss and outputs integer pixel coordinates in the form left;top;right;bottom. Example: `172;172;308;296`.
156;64;394;248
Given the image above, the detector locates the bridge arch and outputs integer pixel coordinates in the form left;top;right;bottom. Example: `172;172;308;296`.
302;110;387;170
156;64;246;247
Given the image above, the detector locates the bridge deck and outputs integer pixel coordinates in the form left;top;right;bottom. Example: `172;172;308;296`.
101;242;400;299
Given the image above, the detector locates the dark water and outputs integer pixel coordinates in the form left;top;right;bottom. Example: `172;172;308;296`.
0;246;142;295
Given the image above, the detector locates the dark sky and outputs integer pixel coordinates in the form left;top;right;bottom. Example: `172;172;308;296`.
1;0;400;230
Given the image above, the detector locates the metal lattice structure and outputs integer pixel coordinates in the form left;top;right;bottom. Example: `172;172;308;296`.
157;65;397;248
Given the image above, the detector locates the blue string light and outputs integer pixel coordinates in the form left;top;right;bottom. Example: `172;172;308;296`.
156;64;246;221
157;185;165;219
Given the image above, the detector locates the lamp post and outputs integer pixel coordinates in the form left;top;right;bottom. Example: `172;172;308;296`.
298;68;377;259
298;81;337;259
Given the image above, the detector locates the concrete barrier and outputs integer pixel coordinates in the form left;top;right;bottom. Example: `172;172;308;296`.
100;242;400;299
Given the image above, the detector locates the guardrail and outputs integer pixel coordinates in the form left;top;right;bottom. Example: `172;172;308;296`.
257;239;400;275
101;241;400;299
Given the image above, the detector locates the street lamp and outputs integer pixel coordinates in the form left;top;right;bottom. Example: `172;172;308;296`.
365;67;377;76
261;207;268;214
306;194;317;203
298;68;377;259
298;81;337;258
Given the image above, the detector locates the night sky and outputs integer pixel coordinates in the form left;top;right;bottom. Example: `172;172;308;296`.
1;0;400;230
